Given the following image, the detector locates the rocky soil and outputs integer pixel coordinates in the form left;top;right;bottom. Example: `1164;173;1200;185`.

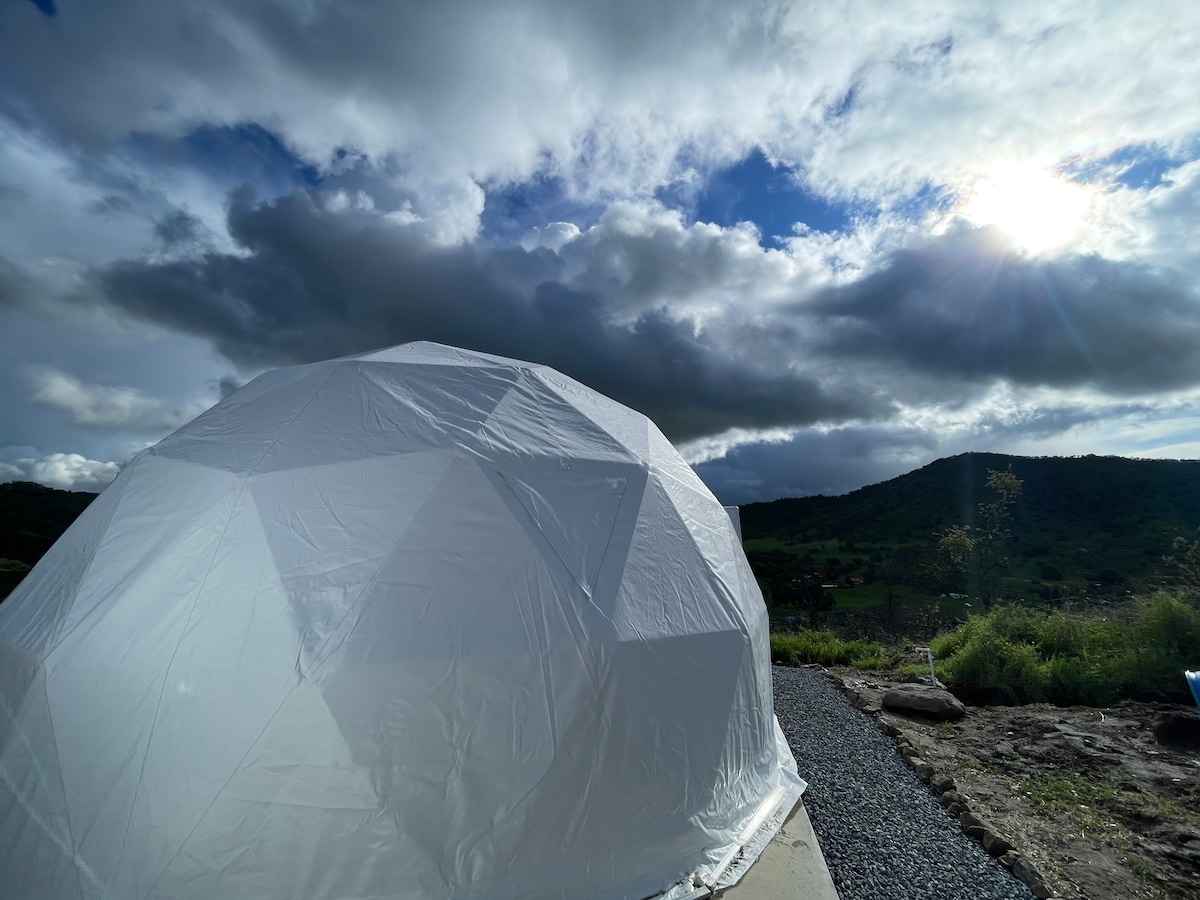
825;668;1200;900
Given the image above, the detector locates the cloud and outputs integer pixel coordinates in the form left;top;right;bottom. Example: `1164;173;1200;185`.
26;366;212;432
695;390;1200;504
214;375;243;400
695;424;938;504
0;255;38;314
808;225;1200;398
153;208;207;248
89;189;886;441
0;452;118;492
5;1;1199;222
77;186;1200;447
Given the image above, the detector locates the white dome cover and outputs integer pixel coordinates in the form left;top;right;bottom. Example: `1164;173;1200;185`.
0;342;803;900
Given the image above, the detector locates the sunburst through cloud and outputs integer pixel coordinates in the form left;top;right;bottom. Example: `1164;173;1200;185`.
957;164;1094;256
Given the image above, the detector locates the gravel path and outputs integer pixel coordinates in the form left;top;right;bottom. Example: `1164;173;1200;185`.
773;665;1034;900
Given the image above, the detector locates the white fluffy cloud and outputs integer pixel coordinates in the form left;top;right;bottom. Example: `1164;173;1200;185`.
5;2;1200;231
26;366;212;432
1;452;119;492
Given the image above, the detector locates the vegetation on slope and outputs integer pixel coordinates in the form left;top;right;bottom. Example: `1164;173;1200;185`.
769;630;888;669
743;452;1200;616
0;482;96;601
747;453;1200;708
928;596;1200;706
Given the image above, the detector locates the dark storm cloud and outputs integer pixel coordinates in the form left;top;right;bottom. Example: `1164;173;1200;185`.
810;226;1200;395
94;189;885;442
696;425;937;504
0;254;37;314
153;209;205;247
88;189;1200;446
695;394;1173;504
214;376;243;400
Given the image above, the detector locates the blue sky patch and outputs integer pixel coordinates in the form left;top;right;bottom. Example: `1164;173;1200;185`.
1066;140;1198;191
182;124;323;193
678;148;860;242
890;182;953;221
480;174;607;245
127;124;322;199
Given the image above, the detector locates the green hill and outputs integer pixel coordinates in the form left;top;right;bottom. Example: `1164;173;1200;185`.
4;454;1200;610
741;453;1200;609
0;482;97;601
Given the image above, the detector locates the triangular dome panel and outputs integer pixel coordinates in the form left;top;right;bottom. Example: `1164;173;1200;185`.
0;652;81;900
472;372;635;464
0;468;131;660
249;450;460;662
254;361;520;474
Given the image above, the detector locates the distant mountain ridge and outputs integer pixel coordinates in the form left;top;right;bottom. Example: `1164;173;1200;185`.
4;453;1200;603
741;453;1200;589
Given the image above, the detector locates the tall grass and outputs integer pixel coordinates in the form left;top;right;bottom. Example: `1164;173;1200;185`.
770;630;888;668
929;595;1200;705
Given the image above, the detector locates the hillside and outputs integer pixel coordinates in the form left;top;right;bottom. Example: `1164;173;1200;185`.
0;482;97;601
741;453;1200;608
4;453;1200;607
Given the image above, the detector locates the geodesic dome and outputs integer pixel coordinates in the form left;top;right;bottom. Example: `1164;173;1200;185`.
0;342;803;900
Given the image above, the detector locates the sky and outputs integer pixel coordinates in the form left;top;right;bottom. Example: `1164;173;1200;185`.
2;1;1200;503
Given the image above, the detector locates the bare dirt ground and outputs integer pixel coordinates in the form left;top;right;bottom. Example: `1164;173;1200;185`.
826;668;1200;900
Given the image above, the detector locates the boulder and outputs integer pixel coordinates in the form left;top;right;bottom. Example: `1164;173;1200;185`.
939;790;966;808
1012;856;1047;889
929;773;957;794
882;684;967;720
959;811;986;830
983;831;1015;857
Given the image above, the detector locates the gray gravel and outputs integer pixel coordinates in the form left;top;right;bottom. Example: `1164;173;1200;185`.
773;665;1035;900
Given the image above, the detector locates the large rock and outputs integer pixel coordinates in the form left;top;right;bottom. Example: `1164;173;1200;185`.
882;684;967;720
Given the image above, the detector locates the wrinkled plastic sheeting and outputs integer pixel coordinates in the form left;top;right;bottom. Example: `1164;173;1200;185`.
723;505;743;541
0;342;804;900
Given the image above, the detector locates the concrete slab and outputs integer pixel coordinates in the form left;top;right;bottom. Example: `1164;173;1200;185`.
717;798;840;899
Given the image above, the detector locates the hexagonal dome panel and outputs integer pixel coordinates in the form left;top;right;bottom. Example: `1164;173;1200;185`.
0;342;803;900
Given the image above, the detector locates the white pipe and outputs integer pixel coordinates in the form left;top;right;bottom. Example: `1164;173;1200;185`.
913;646;943;688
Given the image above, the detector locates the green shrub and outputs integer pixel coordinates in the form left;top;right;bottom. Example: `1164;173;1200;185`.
931;595;1200;705
770;630;886;668
1120;595;1200;701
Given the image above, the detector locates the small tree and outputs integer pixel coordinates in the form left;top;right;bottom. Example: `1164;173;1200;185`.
1164;531;1200;605
935;466;1023;610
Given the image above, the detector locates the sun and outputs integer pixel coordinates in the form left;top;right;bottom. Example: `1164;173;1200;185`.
958;164;1090;255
